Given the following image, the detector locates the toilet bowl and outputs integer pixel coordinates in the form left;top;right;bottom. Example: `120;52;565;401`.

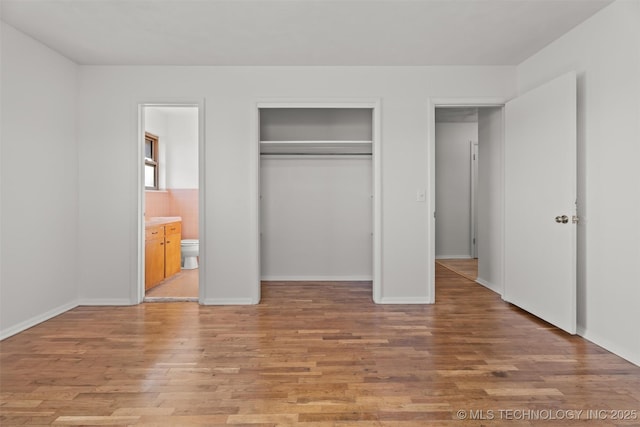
181;239;199;270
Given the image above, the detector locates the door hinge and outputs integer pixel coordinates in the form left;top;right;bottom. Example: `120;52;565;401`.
572;215;579;224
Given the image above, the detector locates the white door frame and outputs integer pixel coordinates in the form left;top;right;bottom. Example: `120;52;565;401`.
135;100;206;304
252;99;382;303
427;98;506;303
470;141;479;259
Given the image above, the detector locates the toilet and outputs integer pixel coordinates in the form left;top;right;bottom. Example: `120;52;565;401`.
180;239;199;270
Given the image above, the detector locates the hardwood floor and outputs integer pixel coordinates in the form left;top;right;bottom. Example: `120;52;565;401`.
2;265;640;425
435;258;478;282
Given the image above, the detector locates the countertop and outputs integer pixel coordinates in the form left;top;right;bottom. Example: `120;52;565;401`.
145;216;182;228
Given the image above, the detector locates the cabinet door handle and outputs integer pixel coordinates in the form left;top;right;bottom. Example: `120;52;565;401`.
160;242;164;245
166;240;171;244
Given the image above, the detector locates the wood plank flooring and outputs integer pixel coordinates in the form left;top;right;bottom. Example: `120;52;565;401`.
2;265;640;426
435;258;478;282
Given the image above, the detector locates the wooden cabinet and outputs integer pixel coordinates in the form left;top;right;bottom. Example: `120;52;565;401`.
164;222;182;278
145;227;165;290
145;220;181;290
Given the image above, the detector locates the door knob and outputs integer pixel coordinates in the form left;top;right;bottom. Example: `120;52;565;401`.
555;215;569;224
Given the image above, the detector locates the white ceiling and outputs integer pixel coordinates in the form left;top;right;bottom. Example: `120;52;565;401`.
0;0;613;66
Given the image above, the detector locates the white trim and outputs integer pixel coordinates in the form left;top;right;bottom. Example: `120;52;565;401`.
203;298;258;305
435;255;473;259
254;99;383;304
372;100;382;303
427;97;507;305
498;107;507;299
77;299;133;306
260;140;372;144
261;154;371;160
260;141;372;155
197;101;207;305
427;101;436;304
135;105;145;304
256;100;380;109
578;327;640;367
470;141;479;258
0;300;78;340
251;101;262;304
378;297;431;304
136;99;206;305
261;276;373;282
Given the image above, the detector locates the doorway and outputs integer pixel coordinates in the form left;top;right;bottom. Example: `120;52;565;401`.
138;104;202;302
434;107;478;267
430;73;577;335
430;102;505;300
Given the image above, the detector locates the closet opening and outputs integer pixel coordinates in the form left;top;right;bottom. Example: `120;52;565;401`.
257;105;380;301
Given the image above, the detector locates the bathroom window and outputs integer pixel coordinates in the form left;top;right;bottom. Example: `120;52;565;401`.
145;132;159;190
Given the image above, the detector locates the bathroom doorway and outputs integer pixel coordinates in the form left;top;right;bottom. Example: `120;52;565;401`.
139;104;202;302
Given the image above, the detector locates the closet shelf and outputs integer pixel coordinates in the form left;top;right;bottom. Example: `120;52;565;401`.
260;140;372;155
260;140;372;144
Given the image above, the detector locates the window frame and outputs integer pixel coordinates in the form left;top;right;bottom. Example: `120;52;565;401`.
144;132;159;190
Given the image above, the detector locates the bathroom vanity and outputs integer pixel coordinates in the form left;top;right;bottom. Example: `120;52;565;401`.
145;217;182;290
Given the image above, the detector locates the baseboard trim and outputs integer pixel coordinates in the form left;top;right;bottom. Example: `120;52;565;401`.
144;297;198;303
377;297;431;304
435;255;473;259
0;300;78;340
475;277;501;296
77;298;135;306
203;298;257;305
261;276;373;282
577;327;640;367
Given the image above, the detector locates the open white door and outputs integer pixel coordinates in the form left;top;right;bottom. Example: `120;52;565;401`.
504;72;577;334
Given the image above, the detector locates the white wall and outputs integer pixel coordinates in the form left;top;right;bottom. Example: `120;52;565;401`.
435;122;477;258
76;66;515;304
145;107;199;189
3;1;638;366
261;156;372;281
0;23;79;338
476;107;503;293
517;0;640;365
165;108;198;189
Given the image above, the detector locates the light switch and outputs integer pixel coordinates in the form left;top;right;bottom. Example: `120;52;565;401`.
416;189;426;202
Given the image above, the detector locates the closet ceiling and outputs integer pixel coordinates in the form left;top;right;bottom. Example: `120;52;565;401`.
1;0;613;66
435;108;478;123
